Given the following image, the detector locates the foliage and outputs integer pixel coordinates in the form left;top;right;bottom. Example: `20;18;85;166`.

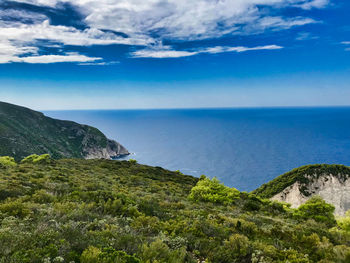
0;157;349;262
0;156;16;167
253;164;350;198
21;154;51;164
293;196;336;227
81;247;140;263
188;175;240;204
337;210;350;232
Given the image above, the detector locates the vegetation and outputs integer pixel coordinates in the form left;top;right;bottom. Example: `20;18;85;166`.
0;156;350;262
0;156;16;167
252;164;350;198
188;175;240;204
0;101;127;160
292;196;336;227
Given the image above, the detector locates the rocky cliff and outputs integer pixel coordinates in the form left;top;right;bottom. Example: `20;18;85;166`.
253;164;350;216
0;101;129;160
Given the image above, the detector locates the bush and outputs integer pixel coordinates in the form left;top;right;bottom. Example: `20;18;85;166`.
21;154;51;164
32;190;55;204
81;247;141;263
0;199;31;218
293;196;336;227
0;156;16;167
99;248;141;263
188;176;240;204
337;210;350;232
81;246;101;263
213;234;251;262
140;239;186;263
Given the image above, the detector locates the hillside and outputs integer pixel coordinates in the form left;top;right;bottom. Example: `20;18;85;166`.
0;157;350;262
0;101;129;160
253;164;350;215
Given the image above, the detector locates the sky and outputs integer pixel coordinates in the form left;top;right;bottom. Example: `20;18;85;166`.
0;0;349;110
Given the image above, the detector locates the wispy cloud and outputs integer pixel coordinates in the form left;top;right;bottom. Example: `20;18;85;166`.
295;32;319;41
132;45;283;58
342;41;350;51
16;53;102;64
294;0;329;10
0;0;329;63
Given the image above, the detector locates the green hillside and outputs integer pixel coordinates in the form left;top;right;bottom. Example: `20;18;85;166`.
0;101;128;160
253;164;350;199
0;157;350;262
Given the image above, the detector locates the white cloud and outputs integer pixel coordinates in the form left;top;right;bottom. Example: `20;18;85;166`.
16;53;102;63
0;20;150;46
341;41;350;51
9;0;325;41
79;61;120;66
1;0;329;63
0;19;150;63
254;16;316;31
295;32;319;41
132;45;283;58
204;45;283;53
294;0;329;10
0;9;47;24
0;42;102;63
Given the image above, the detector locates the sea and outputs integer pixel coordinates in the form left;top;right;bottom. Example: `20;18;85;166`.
45;107;350;192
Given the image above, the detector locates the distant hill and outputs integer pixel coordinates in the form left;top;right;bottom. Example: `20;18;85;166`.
253;164;350;215
0;101;129;160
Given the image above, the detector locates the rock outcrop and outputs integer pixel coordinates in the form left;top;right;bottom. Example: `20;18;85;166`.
84;139;129;159
253;164;350;216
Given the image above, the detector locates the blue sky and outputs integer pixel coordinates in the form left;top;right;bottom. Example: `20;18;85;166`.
0;0;349;110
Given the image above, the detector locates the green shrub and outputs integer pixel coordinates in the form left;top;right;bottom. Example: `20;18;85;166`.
32;190;55;204
21;154;51;164
213;234;251;262
0;199;31;218
0;156;16;167
293;196;336;227
81;247;141;263
188;176;240;204
131;215;160;235
224;234;250;256
140;239;186;263
337;210;350;232
128;159;137;164
99;247;141;263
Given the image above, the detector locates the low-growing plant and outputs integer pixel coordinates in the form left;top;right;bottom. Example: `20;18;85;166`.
188;175;240;204
21;154;51;164
0;156;16;167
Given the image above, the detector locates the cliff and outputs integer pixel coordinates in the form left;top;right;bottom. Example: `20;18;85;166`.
253;164;350;215
0;101;129;160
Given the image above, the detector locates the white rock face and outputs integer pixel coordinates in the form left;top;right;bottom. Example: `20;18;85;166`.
84;139;129;159
271;174;350;216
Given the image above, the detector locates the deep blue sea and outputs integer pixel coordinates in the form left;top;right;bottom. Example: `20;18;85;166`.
45;107;350;191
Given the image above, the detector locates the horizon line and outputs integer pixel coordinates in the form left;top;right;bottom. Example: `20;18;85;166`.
41;105;350;112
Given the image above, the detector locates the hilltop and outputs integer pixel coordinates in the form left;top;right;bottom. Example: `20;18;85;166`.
253;164;350;215
0;157;350;262
0;101;129;160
